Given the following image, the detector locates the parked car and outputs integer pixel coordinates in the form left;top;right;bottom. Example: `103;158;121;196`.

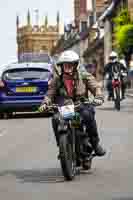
0;62;53;118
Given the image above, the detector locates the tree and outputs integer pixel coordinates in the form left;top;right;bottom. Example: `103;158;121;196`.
113;8;133;55
115;24;133;54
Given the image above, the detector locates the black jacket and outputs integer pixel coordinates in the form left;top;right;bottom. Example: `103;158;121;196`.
104;61;127;80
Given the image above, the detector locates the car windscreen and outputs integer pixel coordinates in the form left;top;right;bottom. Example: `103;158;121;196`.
3;68;50;81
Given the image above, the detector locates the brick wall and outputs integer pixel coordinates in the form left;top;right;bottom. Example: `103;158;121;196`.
80;0;87;14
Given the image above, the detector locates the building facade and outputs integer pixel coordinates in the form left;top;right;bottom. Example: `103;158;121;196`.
16;11;60;61
74;0;88;31
128;0;133;20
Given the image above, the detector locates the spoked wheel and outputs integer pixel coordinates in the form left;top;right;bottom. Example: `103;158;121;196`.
114;87;120;111
59;134;76;181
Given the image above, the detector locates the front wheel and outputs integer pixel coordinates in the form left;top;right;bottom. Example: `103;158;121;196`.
114;87;120;111
59;134;75;181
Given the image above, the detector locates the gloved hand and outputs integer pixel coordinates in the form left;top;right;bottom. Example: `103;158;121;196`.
39;104;47;112
93;96;104;106
88;96;95;104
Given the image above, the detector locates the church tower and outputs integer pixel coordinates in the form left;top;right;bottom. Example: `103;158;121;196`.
16;10;60;62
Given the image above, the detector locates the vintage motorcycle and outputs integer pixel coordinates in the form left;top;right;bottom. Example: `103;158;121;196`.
112;71;122;111
47;101;97;181
112;70;127;111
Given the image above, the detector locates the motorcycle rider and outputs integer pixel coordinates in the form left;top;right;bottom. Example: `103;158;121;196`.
104;51;127;100
39;50;106;159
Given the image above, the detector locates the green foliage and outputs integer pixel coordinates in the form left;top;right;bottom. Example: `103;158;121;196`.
115;24;133;54
113;8;131;26
113;8;133;55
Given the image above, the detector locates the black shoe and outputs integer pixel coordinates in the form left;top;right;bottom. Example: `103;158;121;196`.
94;144;106;157
107;96;112;101
82;158;92;170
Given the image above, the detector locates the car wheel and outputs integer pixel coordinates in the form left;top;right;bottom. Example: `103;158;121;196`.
3;112;13;119
0;113;4;119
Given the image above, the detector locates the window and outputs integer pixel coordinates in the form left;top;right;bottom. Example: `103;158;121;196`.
3;68;50;81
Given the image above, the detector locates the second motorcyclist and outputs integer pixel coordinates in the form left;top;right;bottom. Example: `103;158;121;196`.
104;51;127;100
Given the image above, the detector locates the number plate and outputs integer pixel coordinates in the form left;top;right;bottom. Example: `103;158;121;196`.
16;87;37;93
59;105;75;119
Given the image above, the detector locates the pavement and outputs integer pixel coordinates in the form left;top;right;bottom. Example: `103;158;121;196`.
126;88;133;98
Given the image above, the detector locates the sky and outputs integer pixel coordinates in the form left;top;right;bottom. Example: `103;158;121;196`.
0;0;92;66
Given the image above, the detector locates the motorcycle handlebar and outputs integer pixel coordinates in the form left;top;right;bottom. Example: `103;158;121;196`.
46;101;96;110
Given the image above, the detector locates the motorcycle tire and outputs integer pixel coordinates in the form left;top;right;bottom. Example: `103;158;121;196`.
59;134;75;181
114;87;120;111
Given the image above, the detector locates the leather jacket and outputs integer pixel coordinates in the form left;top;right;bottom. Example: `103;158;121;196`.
42;71;104;105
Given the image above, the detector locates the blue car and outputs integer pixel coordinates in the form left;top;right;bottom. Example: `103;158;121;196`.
0;62;53;117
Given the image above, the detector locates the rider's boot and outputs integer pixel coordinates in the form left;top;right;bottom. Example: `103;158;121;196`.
93;143;106;156
122;89;125;99
89;120;106;157
107;95;112;101
91;138;106;156
82;157;92;170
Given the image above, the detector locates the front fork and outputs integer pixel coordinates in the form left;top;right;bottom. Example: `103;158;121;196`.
113;86;122;100
58;119;76;157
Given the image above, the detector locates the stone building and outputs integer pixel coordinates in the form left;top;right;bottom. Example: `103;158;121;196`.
52;0;133;81
101;0;133;64
16;10;60;61
74;0;89;31
84;0;133;79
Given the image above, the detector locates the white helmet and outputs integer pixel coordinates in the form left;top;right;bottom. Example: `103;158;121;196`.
57;50;79;65
109;51;118;63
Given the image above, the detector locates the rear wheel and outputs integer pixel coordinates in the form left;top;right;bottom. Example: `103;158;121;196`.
0;113;4;119
59;134;75;181
114;87;120;111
